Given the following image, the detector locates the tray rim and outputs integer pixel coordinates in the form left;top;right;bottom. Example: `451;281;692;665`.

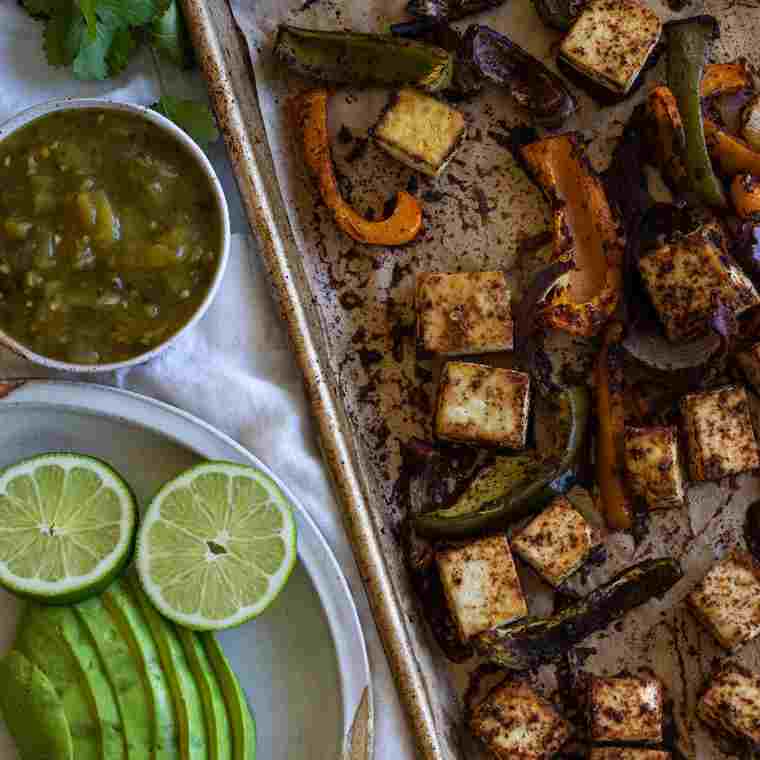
180;2;448;758
0;378;373;760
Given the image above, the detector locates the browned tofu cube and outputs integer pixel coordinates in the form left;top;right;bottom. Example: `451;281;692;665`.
698;664;760;745
681;385;759;481
589;675;664;743
437;535;527;640
638;224;760;342
435;362;530;448
415;272;514;356
470;681;572;760
687;551;760;650
738;342;760;393
624;426;685;510
590;751;671;760
511;496;602;587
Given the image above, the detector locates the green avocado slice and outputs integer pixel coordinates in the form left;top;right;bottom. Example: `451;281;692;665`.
103;579;180;760
201;633;257;760
76;594;153;758
0;649;73;760
15;605;99;760
177;628;232;760
128;575;208;760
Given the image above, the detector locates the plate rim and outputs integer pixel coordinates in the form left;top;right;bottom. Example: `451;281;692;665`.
0;378;374;760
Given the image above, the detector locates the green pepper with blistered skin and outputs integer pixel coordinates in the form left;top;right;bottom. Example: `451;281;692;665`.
413;385;590;539
666;16;727;208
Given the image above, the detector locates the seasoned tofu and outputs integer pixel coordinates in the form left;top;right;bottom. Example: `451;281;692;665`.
559;0;662;96
681;385;759;481
470;680;572;760
624;426;685;510
738;342;760;393
373;88;466;177
437;534;527;641
435;362;530;448
511;496;602;587
698;664;760;745
638;223;760;342
687;551;760;650
589;675;664;743
415;272;513;356
590;751;671;760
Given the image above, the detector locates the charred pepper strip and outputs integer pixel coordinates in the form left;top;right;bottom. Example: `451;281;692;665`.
595;322;635;531
406;0;506;20
666;16;727;207
464;25;577;126
414;386;590;539
292;90;423;246
530;0;586;31
475;557;683;670
275;25;453;92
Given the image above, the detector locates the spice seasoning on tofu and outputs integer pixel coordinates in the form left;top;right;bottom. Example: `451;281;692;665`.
415;271;513;356
698;663;760;745
0;109;222;365
590;750;671;760
624;426;685;510
589;675;665;743
681;385;760;482
687;551;760;650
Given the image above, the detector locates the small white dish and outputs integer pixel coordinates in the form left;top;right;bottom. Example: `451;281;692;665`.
0;379;373;760
0;98;231;373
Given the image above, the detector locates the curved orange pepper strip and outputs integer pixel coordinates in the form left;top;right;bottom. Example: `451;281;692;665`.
292;89;422;246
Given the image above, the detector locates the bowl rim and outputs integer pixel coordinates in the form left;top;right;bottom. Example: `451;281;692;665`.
0;96;231;374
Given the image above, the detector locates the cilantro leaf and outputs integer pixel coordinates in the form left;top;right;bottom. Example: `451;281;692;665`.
76;0;97;40
21;0;70;18
72;15;118;80
96;0;163;29
153;97;219;148
107;26;136;76
43;7;84;67
150;0;193;68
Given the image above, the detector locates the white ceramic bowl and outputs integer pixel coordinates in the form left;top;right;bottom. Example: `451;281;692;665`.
0;98;230;373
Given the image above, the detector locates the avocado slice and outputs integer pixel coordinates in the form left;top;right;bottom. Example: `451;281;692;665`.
103;579;180;760
0;649;73;760
177;628;232;760
15;605;99;760
76;595;153;758
201;633;257;760
127;575;208;760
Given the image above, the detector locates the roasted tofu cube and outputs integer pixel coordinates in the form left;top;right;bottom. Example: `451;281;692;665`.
738;342;760;393
638;224;760;342
435;362;530;448
681;385;759;481
437;534;527;640
624;426;685;510
511;496;602;587
415;272;513;356
559;0;662;96
470;680;572;760
589;675;664;743
373;88;466;177
590;751;671;760
687;551;760;650
698;664;760;745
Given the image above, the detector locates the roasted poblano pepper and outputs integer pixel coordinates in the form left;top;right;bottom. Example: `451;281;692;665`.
666;16;727;207
414;385;589;539
274;25;453;92
476;557;683;670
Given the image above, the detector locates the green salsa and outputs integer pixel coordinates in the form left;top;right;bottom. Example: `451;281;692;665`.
0;108;222;365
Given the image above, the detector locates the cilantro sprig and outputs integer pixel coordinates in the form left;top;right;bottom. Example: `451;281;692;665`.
22;0;219;148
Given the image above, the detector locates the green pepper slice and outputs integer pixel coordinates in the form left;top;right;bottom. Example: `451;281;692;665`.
413;385;590;539
666;16;727;208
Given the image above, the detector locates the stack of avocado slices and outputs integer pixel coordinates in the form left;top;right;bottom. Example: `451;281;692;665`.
0;574;256;760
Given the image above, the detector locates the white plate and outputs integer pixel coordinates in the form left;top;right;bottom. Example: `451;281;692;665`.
0;379;373;760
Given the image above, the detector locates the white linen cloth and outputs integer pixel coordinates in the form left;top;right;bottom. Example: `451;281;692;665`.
0;2;414;758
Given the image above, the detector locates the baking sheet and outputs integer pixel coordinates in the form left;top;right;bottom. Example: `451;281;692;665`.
222;0;760;757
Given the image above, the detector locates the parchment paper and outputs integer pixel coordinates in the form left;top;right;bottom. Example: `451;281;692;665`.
230;0;760;756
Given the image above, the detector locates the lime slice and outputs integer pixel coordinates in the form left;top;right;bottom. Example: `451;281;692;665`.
136;462;297;631
0;453;137;603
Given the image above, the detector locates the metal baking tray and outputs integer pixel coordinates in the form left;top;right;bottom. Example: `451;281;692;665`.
182;1;760;758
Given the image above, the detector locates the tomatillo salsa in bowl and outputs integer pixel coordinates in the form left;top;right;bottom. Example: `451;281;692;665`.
0;99;230;371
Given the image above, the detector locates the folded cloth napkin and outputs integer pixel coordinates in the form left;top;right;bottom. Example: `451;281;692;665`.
0;4;414;758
